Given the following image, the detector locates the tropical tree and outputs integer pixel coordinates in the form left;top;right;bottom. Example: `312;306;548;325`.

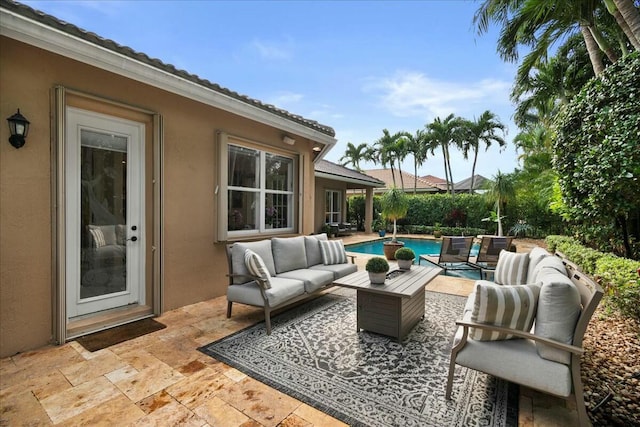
402;129;431;194
426;114;464;195
460;110;507;194
340;142;373;171
373;129;408;189
380;187;409;243
484;171;516;236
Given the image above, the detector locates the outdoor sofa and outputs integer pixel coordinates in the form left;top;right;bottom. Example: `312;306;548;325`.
225;233;357;334
446;246;603;426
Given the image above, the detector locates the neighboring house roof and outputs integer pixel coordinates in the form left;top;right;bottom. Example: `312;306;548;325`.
420;174;448;191
0;0;335;142
315;160;385;188
454;174;489;192
362;169;441;193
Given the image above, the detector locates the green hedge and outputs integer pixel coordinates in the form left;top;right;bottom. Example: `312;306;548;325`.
546;235;640;321
404;225;486;236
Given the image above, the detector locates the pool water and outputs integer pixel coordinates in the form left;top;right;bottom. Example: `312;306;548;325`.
345;238;482;279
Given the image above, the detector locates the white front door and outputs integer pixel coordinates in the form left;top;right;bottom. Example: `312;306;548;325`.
65;107;145;318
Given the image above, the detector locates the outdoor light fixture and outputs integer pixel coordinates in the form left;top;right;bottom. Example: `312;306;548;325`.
7;109;30;149
312;144;322;152
282;135;296;146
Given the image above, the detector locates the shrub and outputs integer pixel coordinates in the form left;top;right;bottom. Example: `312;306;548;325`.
394;247;415;260
545;235;640;321
365;257;390;273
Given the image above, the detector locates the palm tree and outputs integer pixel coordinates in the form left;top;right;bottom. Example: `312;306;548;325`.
473;0;630;77
380;187;409;243
485;171;515;236
460;111;507;194
402;130;430;194
339;142;373;172
426;114;464;195
374;129;407;188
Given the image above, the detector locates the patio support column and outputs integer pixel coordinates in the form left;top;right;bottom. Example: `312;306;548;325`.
365;187;373;234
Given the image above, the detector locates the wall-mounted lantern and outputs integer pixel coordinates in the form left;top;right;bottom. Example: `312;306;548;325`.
7;109;30;149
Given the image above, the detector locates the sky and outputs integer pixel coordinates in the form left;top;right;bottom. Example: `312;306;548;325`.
22;0;522;182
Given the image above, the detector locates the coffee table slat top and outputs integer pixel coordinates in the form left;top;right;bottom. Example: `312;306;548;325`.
333;265;443;298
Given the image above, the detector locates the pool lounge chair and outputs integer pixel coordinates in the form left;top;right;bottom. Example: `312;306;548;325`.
468;236;514;278
418;236;477;275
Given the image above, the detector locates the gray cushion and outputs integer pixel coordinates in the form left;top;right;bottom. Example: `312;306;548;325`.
304;233;328;267
227;277;305;307
534;273;581;365
470;281;540;341
309;262;357;279
494;250;530;286
278;268;334;293
319;239;348;264
532;256;567;282
231;240;276;284
244;249;272;289
455;310;573;397
527;247;551;280
272;236;308;274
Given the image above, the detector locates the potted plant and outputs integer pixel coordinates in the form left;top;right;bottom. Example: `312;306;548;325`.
433;223;442;238
381;187;409;260
372;217;386;237
394;247;415;270
365;256;390;284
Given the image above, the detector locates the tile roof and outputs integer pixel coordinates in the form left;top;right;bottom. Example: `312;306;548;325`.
363;169;441;192
0;0;335;137
315;160;385;187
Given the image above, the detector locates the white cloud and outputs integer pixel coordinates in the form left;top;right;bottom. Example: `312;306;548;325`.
250;38;294;60
364;70;512;120
266;91;304;109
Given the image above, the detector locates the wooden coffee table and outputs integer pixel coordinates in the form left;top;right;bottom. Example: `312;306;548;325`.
333;265;443;341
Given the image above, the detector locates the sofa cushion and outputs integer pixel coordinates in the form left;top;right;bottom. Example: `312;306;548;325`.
231;240;276;284
470;281;540;341
310;262;357;279
527;247;551;280
272;236;307;274
319;240;348;265
494;250;530;286
227;277;306;307
88;226;106;248
532;256;567;282
304;233;328;267
244;249;272;289
278;268;334;293
534;273;581;365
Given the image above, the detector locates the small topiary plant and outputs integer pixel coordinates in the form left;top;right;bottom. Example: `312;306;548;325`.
394;247;415;261
365;257;390;273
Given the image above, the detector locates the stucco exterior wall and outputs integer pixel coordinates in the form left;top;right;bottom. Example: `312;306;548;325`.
0;37;318;357
314;177;349;233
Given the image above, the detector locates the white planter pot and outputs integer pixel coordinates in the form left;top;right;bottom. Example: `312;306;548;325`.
368;272;387;284
397;259;413;270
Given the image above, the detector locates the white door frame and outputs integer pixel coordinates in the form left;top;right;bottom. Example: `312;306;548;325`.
65;107;145;318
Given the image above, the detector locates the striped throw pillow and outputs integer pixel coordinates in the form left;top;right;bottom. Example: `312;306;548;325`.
494;250;530;285
470;281;541;341
88;227;106;248
319;240;347;265
244;249;272;289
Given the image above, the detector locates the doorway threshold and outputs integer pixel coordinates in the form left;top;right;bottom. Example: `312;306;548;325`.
66;304;153;340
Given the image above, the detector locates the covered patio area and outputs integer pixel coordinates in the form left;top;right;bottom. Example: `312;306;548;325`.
0;234;580;426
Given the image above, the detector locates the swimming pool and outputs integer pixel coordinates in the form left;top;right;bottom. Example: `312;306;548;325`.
345;238;481;279
346;237;480;257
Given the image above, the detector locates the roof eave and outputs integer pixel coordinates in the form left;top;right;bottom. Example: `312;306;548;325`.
315;171;385;188
0;5;337;146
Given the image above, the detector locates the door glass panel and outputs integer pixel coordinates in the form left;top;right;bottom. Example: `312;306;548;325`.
80;130;128;299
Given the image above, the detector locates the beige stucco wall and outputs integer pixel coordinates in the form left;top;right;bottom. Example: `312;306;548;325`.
314;177;349;233
0;37;319;357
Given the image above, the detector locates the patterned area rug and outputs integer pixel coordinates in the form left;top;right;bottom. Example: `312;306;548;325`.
199;290;518;427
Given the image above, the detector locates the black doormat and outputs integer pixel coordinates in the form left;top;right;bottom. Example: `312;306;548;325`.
74;318;166;352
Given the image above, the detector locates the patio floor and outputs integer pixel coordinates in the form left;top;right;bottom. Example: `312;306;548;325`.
0;234;579;426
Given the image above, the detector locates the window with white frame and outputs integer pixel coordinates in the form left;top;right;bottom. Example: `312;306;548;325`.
325;190;341;224
225;141;296;237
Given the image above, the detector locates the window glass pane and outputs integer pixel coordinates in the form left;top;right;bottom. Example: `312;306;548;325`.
265;154;292;191
265;193;291;229
228;145;258;188
228;190;257;231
